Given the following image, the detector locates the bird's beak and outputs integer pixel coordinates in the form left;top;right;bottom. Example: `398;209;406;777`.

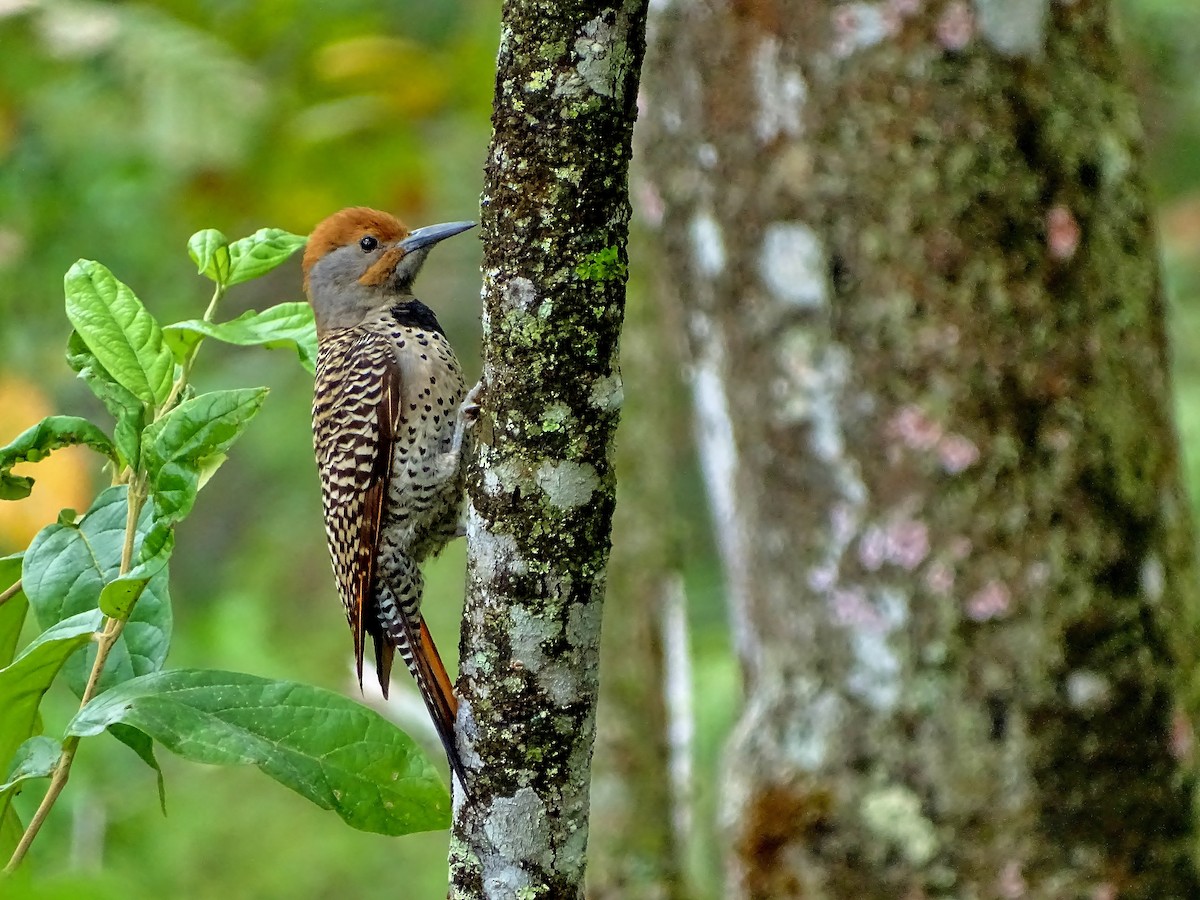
399;221;477;252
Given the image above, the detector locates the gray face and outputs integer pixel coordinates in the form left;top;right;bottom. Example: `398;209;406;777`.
307;242;430;335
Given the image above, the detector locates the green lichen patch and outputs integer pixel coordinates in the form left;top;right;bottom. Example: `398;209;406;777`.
575;246;627;282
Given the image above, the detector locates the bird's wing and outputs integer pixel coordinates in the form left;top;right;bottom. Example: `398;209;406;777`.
312;329;400;688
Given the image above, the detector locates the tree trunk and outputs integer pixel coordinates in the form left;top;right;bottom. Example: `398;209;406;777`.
641;2;1200;898
587;278;693;900
450;3;649;898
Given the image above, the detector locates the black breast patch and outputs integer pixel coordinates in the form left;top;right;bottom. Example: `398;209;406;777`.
389;300;445;335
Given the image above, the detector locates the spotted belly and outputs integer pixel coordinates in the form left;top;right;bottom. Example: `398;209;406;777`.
379;323;467;560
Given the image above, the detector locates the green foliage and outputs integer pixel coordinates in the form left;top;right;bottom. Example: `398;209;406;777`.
65;260;175;408
0;555;27;668
1;738;61;807
23;488;171;697
0;612;101;775
0;418;117;501
69;670;450;834
0;223;451;875
142;388;269;526
164;304;319;374
226;229;309;286
0;610;102;856
66;332;148;471
187;229;232;284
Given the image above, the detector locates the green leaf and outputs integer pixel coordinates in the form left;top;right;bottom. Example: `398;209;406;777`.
1;553;27;668
23;488;172;695
109;724;166;814
141;388;268;528
226;229;306;286
69;670;451;835
0;611;101;803
0;735;61;853
150;464;203;529
100;510;177;622
143;388;269;477
1;736;61;795
187;229;231;285
66;331;145;470
64;260;175;407
0;416;117;500
99;575;150;620
164;303;318;374
0;804;20;860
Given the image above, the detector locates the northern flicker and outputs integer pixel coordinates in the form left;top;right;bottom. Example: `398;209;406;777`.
302;206;479;787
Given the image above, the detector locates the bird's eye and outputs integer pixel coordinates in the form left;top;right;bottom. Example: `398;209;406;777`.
359;235;378;252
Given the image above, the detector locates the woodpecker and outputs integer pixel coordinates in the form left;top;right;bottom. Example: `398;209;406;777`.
302;206;479;788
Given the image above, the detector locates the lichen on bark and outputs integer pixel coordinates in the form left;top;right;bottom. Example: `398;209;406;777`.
450;2;649;899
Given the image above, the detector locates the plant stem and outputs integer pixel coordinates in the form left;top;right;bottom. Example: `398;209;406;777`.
160;282;224;414
0;579;21;607
4;481;146;874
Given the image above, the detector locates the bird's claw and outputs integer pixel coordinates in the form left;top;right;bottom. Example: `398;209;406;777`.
459;381;484;428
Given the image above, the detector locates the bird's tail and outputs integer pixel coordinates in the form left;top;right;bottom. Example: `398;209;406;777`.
410;618;469;791
382;614;469;793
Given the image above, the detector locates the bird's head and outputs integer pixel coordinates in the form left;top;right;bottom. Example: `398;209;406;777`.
302;206;475;336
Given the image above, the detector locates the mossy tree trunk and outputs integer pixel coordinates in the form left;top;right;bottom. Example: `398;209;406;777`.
641;2;1200;898
588;277;693;900
449;2;649;898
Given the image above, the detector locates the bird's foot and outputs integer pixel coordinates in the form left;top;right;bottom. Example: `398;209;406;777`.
459;381;483;429
444;382;484;465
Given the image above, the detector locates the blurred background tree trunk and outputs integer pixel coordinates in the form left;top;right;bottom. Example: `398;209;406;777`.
588;279;693;900
641;2;1200;898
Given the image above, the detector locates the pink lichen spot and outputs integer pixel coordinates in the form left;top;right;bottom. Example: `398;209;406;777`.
885;518;929;570
832;2;895;59
937;433;979;473
1047;204;1081;260
948;536;972;560
998;860;1026;899
966;580;1011;621
830;587;882;629
1090;885;1117;900
858;526;888;571
936;0;974;51
1171;707;1195;763
924;561;954;595
888;404;943;451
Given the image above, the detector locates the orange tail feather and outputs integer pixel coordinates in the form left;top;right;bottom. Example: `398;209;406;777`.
413;618;468;792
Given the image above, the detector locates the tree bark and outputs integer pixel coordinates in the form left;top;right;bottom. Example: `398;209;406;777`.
587;278;693;900
450;3;649;898
641;2;1200;898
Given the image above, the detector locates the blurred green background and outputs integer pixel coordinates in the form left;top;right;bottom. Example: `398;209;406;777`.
0;1;1198;897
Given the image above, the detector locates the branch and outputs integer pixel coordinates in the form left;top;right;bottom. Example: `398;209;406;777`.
0;579;21;607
